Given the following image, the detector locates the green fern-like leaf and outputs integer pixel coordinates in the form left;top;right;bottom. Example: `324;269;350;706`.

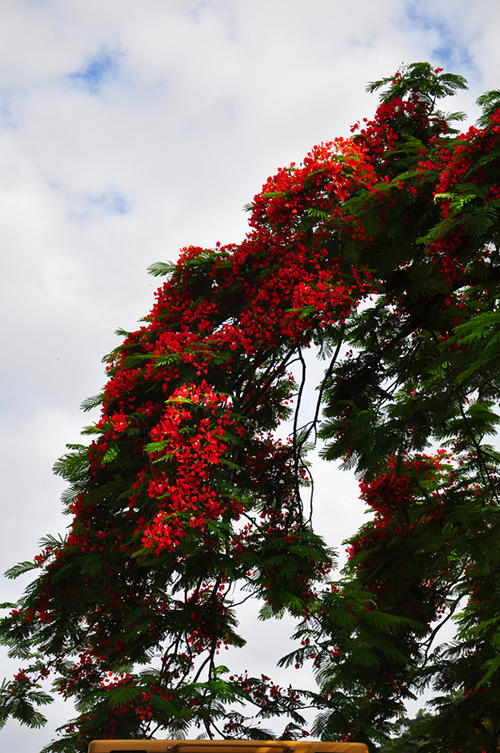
4;561;37;580
106;685;140;708
80;393;104;412
147;260;177;277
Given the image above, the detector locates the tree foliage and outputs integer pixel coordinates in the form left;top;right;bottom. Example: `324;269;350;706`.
1;62;499;752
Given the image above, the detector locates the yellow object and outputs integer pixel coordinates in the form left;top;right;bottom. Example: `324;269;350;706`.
88;740;368;753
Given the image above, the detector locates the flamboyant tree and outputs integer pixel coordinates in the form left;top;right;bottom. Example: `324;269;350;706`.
1;63;499;753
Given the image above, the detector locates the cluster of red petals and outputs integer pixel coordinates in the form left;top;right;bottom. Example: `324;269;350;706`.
141;382;241;552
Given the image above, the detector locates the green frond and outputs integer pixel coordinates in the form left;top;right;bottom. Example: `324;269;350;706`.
476;89;500;127
80;393;104;412
4;561;37;580
147;260;177;277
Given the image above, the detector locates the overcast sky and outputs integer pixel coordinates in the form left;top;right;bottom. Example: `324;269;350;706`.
1;1;499;750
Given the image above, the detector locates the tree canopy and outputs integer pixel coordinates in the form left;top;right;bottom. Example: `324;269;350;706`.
1;62;499;753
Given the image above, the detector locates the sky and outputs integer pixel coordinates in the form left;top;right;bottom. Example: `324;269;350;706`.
1;0;499;750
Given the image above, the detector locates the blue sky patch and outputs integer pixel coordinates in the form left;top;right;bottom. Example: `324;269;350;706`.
69;49;122;94
404;1;474;72
64;189;130;221
84;190;129;215
0;89;19;130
